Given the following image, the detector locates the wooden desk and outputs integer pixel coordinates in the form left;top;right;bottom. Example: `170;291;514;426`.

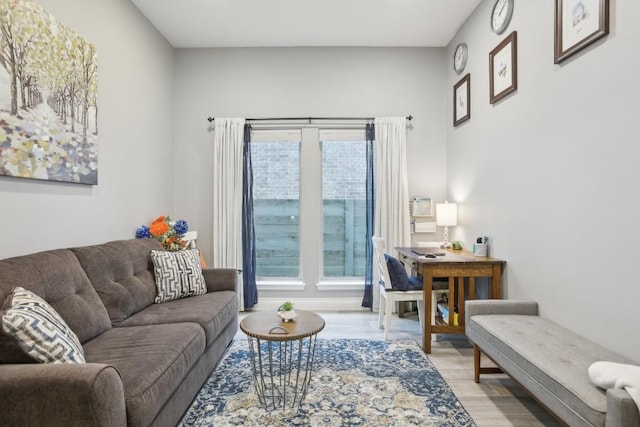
396;248;505;353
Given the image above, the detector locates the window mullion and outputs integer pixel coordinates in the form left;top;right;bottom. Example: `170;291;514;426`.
299;128;322;289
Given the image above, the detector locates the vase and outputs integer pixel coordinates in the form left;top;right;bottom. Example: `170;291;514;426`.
277;309;297;322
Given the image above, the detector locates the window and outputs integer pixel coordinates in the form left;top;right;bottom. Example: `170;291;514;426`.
250;128;367;286
321;139;367;278
251;131;301;279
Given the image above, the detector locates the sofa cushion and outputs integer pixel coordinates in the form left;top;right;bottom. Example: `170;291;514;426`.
71;239;163;326
1;287;85;363
0;249;111;363
469;314;634;426
119;291;238;347
149;249;207;303
83;323;205;427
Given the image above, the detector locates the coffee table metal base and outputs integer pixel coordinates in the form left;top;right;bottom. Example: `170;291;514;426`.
246;334;319;410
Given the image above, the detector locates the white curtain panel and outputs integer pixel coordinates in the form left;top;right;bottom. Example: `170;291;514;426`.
212;118;245;311
373;117;411;311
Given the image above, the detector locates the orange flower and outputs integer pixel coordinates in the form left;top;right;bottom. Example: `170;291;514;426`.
152;215;166;225
149;221;170;237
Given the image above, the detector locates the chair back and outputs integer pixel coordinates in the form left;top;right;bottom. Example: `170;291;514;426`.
372;236;393;291
182;231;198;249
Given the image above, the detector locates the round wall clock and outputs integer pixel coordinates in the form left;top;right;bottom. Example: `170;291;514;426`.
490;0;514;35
453;43;468;74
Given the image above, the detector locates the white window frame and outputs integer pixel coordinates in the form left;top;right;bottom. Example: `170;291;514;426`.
251;127;367;291
319;129;367;286
251;129;302;287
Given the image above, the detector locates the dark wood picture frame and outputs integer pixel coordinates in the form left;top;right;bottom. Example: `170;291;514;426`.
453;74;471;126
489;31;517;104
554;0;609;63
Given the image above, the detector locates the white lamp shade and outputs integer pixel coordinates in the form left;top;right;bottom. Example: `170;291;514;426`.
436;202;458;227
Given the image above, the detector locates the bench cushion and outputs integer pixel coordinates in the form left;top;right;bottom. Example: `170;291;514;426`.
469;314;634;427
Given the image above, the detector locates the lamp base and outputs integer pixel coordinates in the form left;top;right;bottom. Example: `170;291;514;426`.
441;226;451;249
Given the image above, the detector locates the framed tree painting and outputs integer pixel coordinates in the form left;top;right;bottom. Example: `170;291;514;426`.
0;0;99;184
453;74;470;126
489;31;517;104
554;0;609;63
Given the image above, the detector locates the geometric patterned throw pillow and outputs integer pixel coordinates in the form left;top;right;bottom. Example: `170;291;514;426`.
0;287;86;363
150;249;207;304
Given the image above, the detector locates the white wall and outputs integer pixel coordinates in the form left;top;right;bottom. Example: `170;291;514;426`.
0;0;175;259
447;0;640;361
173;47;449;268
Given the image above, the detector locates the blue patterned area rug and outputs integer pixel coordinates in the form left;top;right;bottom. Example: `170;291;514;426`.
179;339;475;426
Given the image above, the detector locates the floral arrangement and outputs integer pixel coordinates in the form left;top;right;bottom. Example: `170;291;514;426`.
135;215;189;251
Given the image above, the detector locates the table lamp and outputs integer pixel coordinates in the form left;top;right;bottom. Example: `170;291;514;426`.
436;201;457;248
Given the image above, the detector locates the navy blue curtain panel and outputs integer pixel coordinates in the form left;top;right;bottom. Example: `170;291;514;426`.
242;124;258;309
362;122;375;309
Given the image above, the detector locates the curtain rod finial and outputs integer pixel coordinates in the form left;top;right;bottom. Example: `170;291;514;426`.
207;117;214;122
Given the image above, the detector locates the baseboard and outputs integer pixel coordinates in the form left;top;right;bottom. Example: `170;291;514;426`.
250;297;370;312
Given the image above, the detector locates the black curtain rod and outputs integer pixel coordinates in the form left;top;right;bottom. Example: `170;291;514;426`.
207;115;412;123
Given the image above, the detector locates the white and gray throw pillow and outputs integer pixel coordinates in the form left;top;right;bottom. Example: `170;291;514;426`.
150;249;207;303
0;287;85;363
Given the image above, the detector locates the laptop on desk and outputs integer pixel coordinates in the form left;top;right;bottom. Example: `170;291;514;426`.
410;248;446;257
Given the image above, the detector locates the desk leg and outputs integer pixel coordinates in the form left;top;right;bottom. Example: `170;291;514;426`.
423;269;434;353
491;264;502;299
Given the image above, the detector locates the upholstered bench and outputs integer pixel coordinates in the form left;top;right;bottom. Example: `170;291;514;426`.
466;300;640;427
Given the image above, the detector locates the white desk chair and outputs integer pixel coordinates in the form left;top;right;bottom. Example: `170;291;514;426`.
372;236;426;340
182;231;198;249
182;231;208;267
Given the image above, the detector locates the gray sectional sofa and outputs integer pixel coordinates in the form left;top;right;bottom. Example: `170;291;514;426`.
0;238;239;427
466;300;640;427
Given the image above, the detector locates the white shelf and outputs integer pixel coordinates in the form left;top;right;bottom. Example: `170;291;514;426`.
412;221;436;233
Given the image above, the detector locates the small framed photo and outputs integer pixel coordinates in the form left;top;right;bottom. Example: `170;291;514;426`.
489;31;517;104
554;0;609;63
453;74;470;126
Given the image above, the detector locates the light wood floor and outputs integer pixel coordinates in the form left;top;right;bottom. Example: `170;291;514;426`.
236;310;562;427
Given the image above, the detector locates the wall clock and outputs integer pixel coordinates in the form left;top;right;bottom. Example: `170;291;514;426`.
453;43;468;74
491;0;514;35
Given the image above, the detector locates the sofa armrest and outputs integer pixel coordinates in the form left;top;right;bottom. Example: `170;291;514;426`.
0;363;126;427
465;300;538;326
606;388;640;427
203;268;238;293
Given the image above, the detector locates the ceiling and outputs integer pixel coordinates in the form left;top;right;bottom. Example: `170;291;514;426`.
130;0;482;48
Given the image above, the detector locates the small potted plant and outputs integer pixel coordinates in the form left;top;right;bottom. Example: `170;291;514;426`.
277;301;297;322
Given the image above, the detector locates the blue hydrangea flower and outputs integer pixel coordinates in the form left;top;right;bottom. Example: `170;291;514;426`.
174;220;189;236
135;225;151;239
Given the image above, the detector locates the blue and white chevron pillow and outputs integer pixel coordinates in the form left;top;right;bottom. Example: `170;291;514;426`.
150;249;207;303
0;287;85;363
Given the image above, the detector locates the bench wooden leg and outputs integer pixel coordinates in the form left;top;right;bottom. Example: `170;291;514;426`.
474;344;503;383
474;344;481;383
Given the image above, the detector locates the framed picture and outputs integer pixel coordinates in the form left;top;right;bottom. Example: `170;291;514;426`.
453;74;470;126
554;0;609;63
489;31;517;104
0;0;99;185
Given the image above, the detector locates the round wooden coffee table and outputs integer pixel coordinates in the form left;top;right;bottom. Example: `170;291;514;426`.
240;310;325;410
